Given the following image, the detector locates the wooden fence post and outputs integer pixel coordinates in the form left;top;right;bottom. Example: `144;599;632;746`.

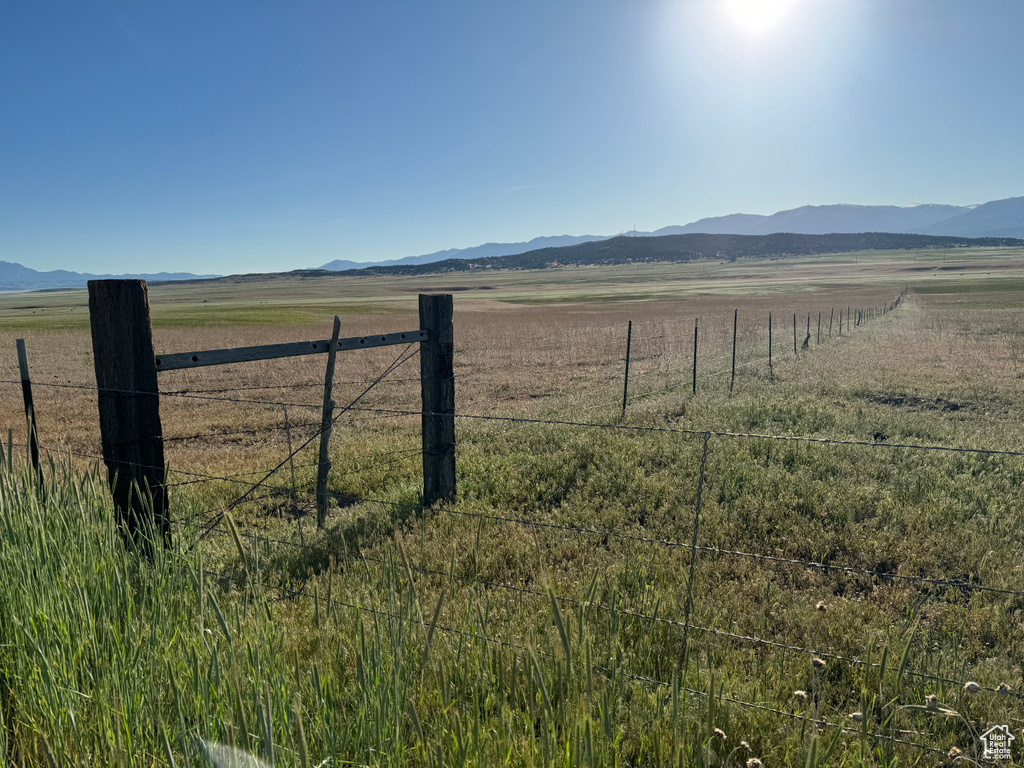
793;313;797;356
87;280;169;556
730;309;737;394
692;317;698;395
420;294;456;505
817;311;821;344
829;308;833;337
283;406;297;503
621;320;633;416
316;316;342;529
16;339;41;479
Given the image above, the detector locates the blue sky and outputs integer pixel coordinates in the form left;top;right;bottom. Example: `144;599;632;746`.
2;1;1023;275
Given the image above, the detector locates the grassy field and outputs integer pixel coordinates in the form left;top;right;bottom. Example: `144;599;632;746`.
2;247;1024;766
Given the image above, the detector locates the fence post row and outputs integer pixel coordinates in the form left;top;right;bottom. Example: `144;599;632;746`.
84;280;457;551
419;294;456;505
77;284;909;537
16;339;41;479
88;280;170;557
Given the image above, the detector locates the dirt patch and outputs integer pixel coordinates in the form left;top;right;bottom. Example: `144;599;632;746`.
863;393;965;412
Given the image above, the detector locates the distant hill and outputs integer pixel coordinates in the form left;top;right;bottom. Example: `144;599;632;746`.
915;196;1024;238
0;261;218;292
303;232;1024;278
656;204;969;237
318;234;609;271
315;195;1024;270
11;195;1024;290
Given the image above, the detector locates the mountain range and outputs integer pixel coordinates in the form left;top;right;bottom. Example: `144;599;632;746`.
318;234;608;271
302;232;1023;278
318;194;1024;270
3;194;1024;291
0;262;219;292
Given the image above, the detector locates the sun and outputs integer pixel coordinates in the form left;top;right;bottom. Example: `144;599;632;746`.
723;0;800;37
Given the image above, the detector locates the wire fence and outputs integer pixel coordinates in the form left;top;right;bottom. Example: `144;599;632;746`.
3;289;1015;761
184;519;977;761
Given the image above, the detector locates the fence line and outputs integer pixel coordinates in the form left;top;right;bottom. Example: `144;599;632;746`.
220;535;961;761
344;406;1024;459
188;343;419;539
27;430;1022;603
10;381;1023;459
343;492;1024;599
5;287;1010;761
244;516;1014;695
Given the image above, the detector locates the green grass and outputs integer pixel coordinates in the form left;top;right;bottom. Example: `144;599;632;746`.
910;277;1024;297
0;459;993;767
5;360;1023;765
3;264;1024;765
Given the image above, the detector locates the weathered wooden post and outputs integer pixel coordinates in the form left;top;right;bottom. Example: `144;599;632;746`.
16;339;41;479
829;308;834;337
729;309;737;394
316;316;342;529
692;317;698;395
87;280;169;556
793;313;797;356
621;320;632;416
419;294;455;505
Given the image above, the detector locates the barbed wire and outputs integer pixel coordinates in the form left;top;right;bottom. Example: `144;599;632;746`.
331;405;1024;459
19;381;1017;460
163;420;323;443
229;546;957;761
161;375;437;395
197;343;420;540
19;413;1024;602
337;493;1024;599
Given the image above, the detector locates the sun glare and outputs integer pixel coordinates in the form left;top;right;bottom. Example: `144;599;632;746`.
723;0;800;36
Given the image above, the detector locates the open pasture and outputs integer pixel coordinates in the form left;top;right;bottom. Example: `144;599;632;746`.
2;246;1024;766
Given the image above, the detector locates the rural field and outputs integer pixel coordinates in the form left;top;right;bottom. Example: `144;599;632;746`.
2;246;1024;766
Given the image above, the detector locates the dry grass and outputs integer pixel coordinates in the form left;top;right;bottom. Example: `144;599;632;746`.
3;248;1024;766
